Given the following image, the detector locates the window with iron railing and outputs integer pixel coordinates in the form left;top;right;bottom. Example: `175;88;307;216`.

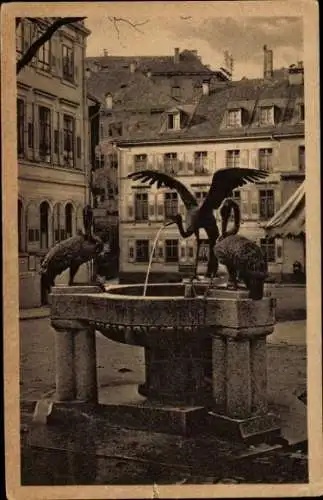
136;239;149;262
259;190;275;219
226;150;240;168
164;192;178;218
165;239;179;262
17;99;25;157
134;154;147;171
259;148;273;172
37;28;51;72
260;238;275;262
135;192;148;221
39;106;51;162
63;114;75;167
164;153;179;174
194;151;208;173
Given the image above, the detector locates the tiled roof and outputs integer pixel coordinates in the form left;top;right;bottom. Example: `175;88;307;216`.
86;49;217;75
116;77;304;143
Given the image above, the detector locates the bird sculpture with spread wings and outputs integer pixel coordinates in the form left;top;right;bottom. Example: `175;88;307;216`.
128;167;269;278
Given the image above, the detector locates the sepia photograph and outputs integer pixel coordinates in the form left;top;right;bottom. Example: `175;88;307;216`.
2;1;322;498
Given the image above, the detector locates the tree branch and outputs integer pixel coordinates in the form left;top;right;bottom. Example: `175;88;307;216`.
108;16;149;45
16;17;86;74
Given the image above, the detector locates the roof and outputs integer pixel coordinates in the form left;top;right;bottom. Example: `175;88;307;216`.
86;50;218;76
115;77;304;144
265;182;305;237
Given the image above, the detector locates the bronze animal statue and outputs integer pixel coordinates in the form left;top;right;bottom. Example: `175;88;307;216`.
40;205;104;296
128;168;268;278
212;198;268;300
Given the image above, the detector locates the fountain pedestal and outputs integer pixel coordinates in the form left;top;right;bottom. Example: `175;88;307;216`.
49;284;281;442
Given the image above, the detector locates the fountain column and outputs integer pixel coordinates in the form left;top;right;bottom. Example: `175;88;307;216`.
205;291;280;440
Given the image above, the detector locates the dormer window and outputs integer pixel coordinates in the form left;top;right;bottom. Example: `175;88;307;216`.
171;86;181;99
227;109;242;127
105;93;113;109
167;112;181;131
260;106;274;126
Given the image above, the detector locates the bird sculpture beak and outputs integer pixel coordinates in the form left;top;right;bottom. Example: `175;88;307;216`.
164;220;175;227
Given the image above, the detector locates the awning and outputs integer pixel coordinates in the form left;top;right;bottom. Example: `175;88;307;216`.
265;182;305;238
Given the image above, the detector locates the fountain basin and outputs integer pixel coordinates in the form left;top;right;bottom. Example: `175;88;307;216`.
51;283;275;347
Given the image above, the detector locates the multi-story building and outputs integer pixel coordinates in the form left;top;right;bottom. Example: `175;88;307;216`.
17;18;92;308
85;48;231;251
117;56;305;283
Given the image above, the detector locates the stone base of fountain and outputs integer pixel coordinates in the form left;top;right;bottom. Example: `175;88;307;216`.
48;283;282;444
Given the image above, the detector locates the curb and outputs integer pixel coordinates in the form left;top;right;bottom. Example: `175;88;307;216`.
19;308;51;320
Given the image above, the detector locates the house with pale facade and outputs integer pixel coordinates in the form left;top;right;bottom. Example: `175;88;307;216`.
117;58;305;283
17;18;93;308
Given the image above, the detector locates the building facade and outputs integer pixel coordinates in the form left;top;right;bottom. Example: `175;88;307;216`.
117;61;305;283
17;18;92;308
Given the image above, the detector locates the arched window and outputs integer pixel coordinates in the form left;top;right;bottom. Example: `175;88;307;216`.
18;200;23;252
65;203;73;238
40;201;49;249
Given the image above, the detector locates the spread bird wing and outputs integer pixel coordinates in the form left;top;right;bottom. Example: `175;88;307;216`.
201;168;269;211
128;170;198;209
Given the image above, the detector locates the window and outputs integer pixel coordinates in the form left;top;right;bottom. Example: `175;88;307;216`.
135;192;148;221
299;146;305;171
299;104;305;122
134;154;147;171
260;238;275;263
259;106;274;126
164;192;178;218
227;109;242;127
95;154;105;169
195;191;207;204
40;201;49;249
165;239;179;262
17;99;25;157
171;86;181;99
62;44;74;82
167;113;180;131
136;240;149;262
259;148;273;172
259;190;275;219
164;152;178;174
18;200;23;252
232;190;241;207
38;106;51;162
16;21;23;56
65;203;73;239
63;115;75;167
226;150;240;168
194;151;208;173
37;28;50;72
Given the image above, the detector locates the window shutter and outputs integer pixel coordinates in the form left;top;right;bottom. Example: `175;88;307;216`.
177;151;185;174
126;152;134;174
59;203;65;240
156;192;164;221
275;188;281;213
179;198;186;217
26;102;34;160
148;192;156;221
241;190;250;220
186;152;194;175
157;240;164;262
53;203;60;243
290;145;299;170
77;136;81;159
156;153;163;171
240;149;249;168
250;149;258;169
33;105;40;161
75;65;79;83
26;201;40;252
128;239;135;263
272;146;280;172
207;151;216;172
127;193;135;221
249;189;259;220
74;117;80;168
76;205;83;233
187;239;195;264
59;127;64;166
275;238;283;264
149;240;158;262
179;240;186;263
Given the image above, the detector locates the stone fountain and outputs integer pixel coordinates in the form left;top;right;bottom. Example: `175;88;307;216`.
50;281;281;442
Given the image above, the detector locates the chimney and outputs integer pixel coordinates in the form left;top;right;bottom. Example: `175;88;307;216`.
105;93;113;109
146;69;152;78
130;61;137;73
174;47;180;64
263;45;273;79
288;63;304;85
103;49;108;57
85;68;91;79
202;80;210;96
